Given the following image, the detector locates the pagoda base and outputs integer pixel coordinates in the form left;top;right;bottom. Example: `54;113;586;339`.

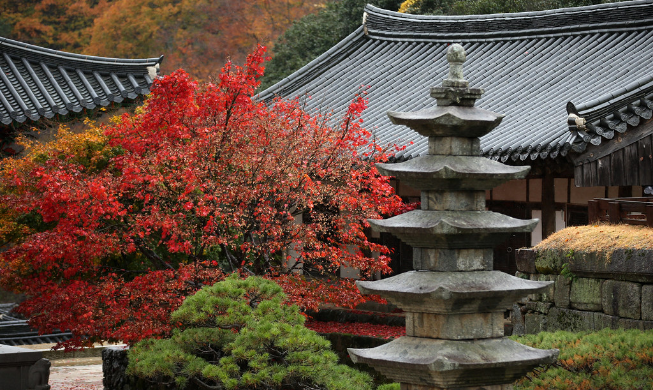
348;337;557;388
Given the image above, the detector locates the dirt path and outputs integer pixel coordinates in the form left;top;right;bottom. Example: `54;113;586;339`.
49;359;103;390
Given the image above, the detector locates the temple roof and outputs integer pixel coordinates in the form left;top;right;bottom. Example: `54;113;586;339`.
259;0;653;163
0;37;163;126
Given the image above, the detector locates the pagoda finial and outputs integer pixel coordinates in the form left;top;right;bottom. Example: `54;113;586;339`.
431;44;482;106
443;44;467;87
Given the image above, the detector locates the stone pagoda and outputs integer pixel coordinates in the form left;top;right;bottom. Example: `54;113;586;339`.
348;44;558;390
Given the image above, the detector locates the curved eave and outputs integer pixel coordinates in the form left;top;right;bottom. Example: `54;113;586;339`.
0;37;162;72
566;75;653;154
0;37;163;126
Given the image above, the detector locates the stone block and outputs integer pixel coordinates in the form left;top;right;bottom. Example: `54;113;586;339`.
536;302;553;314
524;313;547;334
563;249;653;283
0;345;50;390
524;301;553;314
405;312;504;339
554;275;571;309
534;249;565;274
617;318;646;330
428;136;480;156
547;307;595;332
538;274;555;303
413;248;492;272
511;303;525;336
601;280;641;319
642;285;653;321
528;273;542;301
421;190;485;211
516;248;537;274
570;278;602;311
593;311;619;330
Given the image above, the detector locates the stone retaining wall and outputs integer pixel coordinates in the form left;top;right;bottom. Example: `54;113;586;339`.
513;248;653;334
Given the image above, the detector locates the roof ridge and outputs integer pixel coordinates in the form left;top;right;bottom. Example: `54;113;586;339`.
365;0;653;21
0;37;163;67
364;0;653;40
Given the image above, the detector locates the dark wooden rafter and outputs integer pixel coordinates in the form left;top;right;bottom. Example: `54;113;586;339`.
573;118;653;187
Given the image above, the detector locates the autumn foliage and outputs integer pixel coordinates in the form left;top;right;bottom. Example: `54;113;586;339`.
0;46;404;349
0;0;327;79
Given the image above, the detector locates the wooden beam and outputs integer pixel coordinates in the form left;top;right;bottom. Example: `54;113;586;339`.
572;118;653;188
542;171;556;239
639;135;653;185
571;117;653;165
588;200;599;223
625;143;640;185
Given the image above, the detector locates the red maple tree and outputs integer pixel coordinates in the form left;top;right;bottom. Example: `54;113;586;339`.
0;46;406;349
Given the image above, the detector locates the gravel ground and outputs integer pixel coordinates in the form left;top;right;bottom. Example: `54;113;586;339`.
49;359;103;390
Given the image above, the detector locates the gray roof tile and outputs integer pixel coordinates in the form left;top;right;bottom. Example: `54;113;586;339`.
0;36;163;126
260;1;653;162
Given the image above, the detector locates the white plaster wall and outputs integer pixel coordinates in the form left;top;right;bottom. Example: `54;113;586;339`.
530;210;566;246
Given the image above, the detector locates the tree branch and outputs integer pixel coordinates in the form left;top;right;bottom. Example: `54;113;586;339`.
191;376;225;390
134;238;175;271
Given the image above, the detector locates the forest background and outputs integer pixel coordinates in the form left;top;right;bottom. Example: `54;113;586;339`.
0;0;621;90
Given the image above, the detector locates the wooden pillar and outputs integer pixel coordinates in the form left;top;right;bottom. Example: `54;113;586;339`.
542;171;556;239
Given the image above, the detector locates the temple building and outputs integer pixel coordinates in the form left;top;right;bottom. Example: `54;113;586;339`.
0;36;163;156
260;0;653;273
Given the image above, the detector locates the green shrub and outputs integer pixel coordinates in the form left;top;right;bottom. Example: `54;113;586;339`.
376;384;400;390
127;274;374;390
512;328;653;390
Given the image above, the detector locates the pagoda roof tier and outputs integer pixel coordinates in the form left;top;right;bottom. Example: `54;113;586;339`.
356;270;551;314
376;155;530;191
348;337;558;388
368;210;538;248
387;105;503;138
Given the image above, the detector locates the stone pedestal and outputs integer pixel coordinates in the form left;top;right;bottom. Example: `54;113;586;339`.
348;44;558;389
0;345;50;390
